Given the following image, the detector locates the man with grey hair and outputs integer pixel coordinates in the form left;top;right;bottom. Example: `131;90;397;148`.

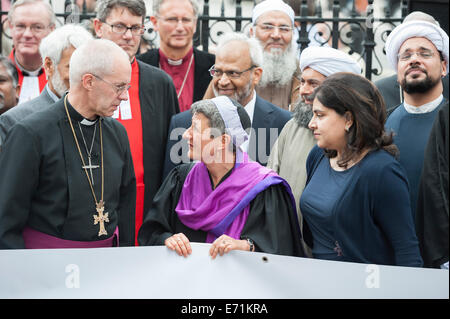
94;0;180;245
248;0;301;110
0;39;136;249
138;0;215;112
162;32;291;177
0;24;92;147
7;0;56;104
0;56;20;116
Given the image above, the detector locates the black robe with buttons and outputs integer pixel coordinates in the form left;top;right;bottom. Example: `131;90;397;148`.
0;97;136;248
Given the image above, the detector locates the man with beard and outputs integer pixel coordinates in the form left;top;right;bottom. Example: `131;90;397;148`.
0;56;20;117
385;19;448;220
267;46;361;255
0;24;92;147
375;11;449;115
163;32;291;177
203;0;300;111
249;0;301;110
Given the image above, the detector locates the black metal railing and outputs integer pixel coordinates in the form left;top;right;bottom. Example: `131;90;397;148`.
1;0;410;80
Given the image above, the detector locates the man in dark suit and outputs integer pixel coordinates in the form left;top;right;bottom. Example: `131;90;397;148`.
0;24;92;147
163;32;291;178
137;0;215;112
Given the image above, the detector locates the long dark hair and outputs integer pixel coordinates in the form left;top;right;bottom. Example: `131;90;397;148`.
312;72;398;168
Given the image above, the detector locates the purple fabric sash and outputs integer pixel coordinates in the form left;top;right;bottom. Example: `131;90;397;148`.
175;151;297;243
22;226;119;249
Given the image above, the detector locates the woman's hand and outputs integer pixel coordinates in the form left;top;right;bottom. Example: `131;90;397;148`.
209;235;250;259
164;233;192;257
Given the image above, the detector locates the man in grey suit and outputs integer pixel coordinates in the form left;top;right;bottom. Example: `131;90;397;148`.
0;24;92;147
163;32;291;178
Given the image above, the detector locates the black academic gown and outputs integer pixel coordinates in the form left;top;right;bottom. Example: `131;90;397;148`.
138;163;304;257
0;97;136;248
416;101;449;268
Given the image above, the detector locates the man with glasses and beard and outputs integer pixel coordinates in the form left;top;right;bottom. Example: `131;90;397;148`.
267;46;361;255
162;32;291;178
0;24;92;147
203;0;301;111
249;0;300;111
375;12;449;116
385;19;448;221
209;32;292;163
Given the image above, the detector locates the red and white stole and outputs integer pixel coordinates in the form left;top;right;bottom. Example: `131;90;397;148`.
9;50;47;104
113;58;145;246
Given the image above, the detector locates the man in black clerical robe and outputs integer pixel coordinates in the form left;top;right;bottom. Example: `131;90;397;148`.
416;101;449;269
0;39;136;249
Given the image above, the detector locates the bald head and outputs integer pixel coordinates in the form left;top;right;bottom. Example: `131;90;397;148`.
69;39;130;87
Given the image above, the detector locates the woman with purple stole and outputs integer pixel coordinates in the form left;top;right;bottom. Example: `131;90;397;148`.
138;96;304;258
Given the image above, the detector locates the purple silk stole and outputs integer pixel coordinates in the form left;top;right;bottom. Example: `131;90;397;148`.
175;151;297;243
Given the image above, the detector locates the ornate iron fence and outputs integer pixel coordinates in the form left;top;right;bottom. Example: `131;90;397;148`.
1;0;410;80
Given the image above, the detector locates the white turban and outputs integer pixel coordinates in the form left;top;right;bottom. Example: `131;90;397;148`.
385;20;449;74
252;0;295;26
299;46;361;76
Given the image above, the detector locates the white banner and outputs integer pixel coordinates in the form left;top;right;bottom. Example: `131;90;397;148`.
0;243;447;299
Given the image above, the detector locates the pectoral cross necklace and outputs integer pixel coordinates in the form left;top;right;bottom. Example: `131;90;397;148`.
64;95;109;237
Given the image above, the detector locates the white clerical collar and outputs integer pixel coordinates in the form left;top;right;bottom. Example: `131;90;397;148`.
243;91;257;124
14;54;42;76
404;95;443;114
167;58;183;66
80;118;98;126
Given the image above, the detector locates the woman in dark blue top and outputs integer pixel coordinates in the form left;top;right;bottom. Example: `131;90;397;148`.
300;73;423;267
